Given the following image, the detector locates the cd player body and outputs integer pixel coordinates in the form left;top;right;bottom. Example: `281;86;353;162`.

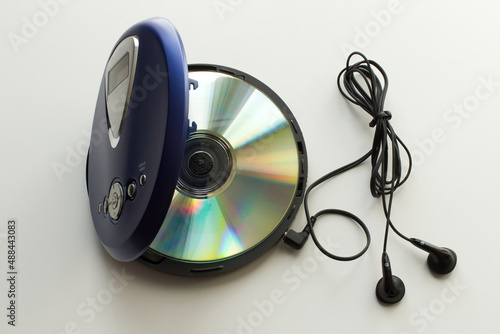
87;18;189;261
87;18;307;275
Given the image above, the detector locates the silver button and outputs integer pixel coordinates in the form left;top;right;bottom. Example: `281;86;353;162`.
139;174;147;186
98;202;103;214
108;182;124;221
127;181;137;199
103;197;109;215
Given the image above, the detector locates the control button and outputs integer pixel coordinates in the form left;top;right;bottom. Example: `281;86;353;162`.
127;181;137;199
98;202;103;214
103;197;109;215
108;182;124;221
139;174;147;186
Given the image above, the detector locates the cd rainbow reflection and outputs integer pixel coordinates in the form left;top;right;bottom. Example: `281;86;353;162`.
150;71;300;262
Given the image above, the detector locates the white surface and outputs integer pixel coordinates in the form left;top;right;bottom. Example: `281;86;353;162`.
1;0;499;333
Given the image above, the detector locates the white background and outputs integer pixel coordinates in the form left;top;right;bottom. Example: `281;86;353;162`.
1;0;499;333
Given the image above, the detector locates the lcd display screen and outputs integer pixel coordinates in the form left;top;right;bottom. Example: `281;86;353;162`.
108;53;129;94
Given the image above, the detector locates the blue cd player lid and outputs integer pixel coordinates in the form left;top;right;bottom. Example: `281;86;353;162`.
86;18;189;261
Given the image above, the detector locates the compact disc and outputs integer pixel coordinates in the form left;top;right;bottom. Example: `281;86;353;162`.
140;65;307;274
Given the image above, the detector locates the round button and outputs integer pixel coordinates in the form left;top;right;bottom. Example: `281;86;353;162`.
98;202;103;214
127;181;137;199
108;182;124;221
139;174;147;186
103;197;109;215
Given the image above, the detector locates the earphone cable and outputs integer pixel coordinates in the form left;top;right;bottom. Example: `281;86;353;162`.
287;52;413;259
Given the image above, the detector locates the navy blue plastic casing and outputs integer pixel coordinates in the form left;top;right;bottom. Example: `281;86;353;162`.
87;18;189;261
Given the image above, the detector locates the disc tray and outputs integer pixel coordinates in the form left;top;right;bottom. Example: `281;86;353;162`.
138;65;307;275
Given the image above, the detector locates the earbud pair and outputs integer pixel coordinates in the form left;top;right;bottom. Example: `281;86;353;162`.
376;239;457;304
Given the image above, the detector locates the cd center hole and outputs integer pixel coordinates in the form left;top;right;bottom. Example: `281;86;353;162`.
189;152;214;176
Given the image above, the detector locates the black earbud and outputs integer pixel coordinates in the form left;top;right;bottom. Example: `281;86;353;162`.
410;238;457;275
376;252;405;304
